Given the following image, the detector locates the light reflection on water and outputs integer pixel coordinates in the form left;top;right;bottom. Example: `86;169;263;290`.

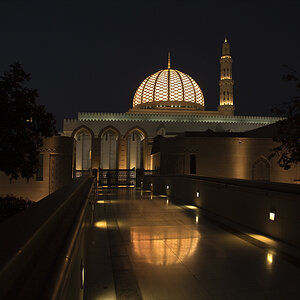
130;226;200;266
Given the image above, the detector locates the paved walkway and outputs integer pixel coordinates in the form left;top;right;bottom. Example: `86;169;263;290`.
85;188;300;300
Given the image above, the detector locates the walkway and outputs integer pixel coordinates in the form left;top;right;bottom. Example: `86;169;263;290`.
85;188;300;300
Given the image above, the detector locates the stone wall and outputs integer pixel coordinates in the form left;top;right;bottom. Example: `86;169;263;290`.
158;136;299;184
0;136;73;202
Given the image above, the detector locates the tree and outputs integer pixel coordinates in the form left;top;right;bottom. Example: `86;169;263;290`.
0;62;57;181
269;67;300;170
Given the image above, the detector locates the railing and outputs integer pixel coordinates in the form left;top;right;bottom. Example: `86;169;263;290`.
74;169;92;178
143;169;160;176
0;176;97;300
98;168;136;186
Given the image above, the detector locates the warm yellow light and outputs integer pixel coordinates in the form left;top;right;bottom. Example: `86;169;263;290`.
131;226;200;266
195;216;199;224
166;184;169;189
133;68;205;108
184;205;198;210
267;253;273;264
269;212;275;221
94;221;107;228
249;234;277;246
81;265;85;288
96;200;105;204
196;191;200;197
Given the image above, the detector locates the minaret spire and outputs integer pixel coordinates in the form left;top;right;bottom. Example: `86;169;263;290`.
168;52;171;69
218;38;235;115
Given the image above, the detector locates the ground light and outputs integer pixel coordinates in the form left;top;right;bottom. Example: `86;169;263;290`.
269;210;276;221
267;253;273;264
94;221;107;228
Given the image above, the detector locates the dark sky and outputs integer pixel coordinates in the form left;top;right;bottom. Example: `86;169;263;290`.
0;0;299;130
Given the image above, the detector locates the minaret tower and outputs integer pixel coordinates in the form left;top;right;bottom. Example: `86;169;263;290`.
218;37;235;115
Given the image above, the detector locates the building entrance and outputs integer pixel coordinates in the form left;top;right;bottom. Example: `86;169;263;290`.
98;169;136;187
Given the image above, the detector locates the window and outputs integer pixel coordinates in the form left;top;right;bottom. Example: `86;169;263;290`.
190;154;196;175
36;154;43;181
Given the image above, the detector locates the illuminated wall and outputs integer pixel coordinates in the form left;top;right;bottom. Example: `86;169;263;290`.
0;136;73;201
158;136;298;184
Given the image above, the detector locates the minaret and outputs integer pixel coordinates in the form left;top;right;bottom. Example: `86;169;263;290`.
218;37;235;115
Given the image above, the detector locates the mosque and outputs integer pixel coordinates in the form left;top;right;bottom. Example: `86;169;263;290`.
62;39;281;173
3;39;296;202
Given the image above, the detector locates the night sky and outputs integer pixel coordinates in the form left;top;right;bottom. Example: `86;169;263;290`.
0;0;299;131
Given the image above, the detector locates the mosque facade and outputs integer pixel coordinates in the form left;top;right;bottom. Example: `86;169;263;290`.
62;39;281;173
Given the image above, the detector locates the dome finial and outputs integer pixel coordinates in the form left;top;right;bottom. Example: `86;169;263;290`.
168;52;171;69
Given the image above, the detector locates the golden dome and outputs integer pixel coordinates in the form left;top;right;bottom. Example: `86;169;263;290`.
133;59;205;110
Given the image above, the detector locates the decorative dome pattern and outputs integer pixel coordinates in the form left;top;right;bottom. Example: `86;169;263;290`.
133;69;205;109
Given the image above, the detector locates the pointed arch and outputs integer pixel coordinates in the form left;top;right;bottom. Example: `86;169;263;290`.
252;156;270;181
71;125;95;139
156;124;166;137
72;125;94;171
124;126;148;140
99;126;121;169
98;126;121;139
124;126;148;170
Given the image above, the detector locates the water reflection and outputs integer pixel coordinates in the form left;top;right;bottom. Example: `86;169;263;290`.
131;226;200;266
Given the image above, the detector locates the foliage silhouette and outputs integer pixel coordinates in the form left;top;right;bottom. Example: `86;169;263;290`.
0;62;57;181
269;66;300;169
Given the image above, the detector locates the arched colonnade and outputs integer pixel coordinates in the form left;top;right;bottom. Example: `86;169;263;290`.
72;125;149;172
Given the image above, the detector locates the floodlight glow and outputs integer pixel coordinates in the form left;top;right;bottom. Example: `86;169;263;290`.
195;216;199;224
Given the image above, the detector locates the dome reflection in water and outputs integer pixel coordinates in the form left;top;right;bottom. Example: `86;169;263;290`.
131;226;200;266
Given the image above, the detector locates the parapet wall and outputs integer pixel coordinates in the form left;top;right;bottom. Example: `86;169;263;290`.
141;175;300;248
77;112;283;124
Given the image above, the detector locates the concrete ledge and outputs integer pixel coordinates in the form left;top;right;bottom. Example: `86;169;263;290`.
0;176;94;300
